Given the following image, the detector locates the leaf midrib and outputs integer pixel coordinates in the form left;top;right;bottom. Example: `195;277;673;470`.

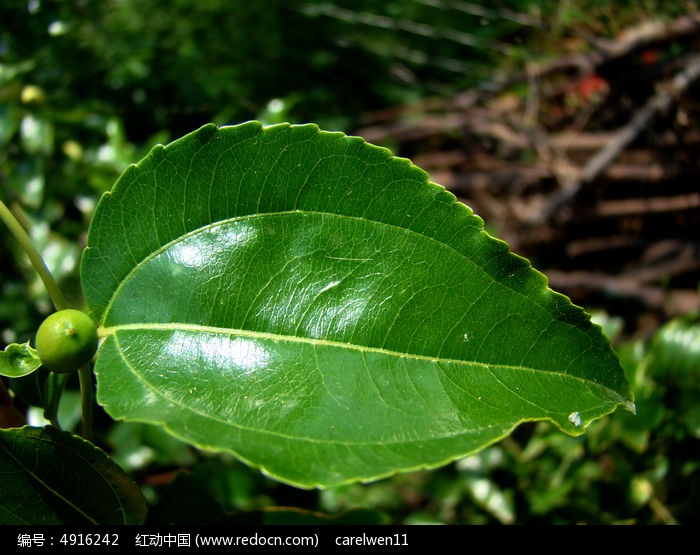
104;328;619;451
101;321;618;391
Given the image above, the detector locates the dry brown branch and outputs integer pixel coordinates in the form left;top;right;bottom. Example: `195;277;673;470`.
357;14;700;131
545;270;700;317
536;53;700;224
623;244;700;285
593;193;700;218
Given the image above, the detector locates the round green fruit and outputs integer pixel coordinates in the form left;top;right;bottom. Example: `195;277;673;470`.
35;309;98;373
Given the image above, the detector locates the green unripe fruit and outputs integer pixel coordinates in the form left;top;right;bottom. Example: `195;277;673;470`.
35;309;98;373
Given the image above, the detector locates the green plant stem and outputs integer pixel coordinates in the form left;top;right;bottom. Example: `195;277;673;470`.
0;199;67;311
650;496;679;525
44;372;69;429
78;364;94;439
0;198;95;437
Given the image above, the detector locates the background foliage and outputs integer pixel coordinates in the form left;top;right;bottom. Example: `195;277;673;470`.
1;0;698;524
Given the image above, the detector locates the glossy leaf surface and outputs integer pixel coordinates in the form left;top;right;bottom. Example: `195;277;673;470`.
0;426;147;524
0;341;41;378
82;121;633;488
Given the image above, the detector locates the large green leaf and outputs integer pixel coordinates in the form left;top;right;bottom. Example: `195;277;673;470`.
82;121;633;488
0;426;147;524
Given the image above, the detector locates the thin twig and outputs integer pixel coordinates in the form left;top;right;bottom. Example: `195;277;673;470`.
0;199;68;311
535;52;700;223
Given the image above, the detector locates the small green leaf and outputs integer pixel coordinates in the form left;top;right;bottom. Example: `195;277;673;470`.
0;341;42;378
0;426;147;524
83;121;633;488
